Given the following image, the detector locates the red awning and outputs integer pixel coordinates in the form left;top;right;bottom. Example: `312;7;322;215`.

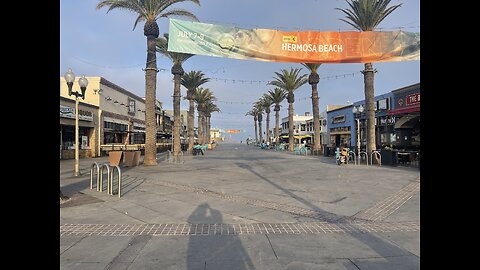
388;105;420;115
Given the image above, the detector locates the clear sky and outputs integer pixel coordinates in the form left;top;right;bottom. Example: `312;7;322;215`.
60;0;419;141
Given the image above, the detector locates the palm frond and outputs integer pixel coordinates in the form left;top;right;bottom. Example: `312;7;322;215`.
336;0;402;31
301;63;322;73
159;9;199;21
97;0;201;29
157;0;200;15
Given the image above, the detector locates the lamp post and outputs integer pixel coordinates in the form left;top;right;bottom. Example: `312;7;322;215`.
352;104;364;155
64;68;88;176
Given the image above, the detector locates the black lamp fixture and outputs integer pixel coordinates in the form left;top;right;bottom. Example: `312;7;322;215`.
64;68;89;100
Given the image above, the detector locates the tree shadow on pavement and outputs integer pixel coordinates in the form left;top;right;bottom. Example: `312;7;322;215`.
235;162;419;269
186;203;256;270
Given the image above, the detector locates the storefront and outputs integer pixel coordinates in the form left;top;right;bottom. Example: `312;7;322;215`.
60;98;99;159
351;92;395;151
327;105;354;148
388;83;420;150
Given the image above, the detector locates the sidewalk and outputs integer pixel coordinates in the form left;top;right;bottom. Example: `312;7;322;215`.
60;142;419;269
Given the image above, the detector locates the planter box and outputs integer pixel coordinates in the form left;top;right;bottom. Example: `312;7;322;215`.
109;151;123;166
124;151;141;167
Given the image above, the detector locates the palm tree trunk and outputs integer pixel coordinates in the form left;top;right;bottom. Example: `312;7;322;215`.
311;83;321;152
254;119;258;143
288;102;294;151
202;115;208;144
275;109;280;143
187;98;195;154
266;112;270;144
258;119;263;143
173;73;182;158
363;62;376;155
206;116;211;143
144;31;158;166
198;112;203;145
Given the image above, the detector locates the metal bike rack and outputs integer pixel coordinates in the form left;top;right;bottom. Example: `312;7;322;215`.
371;151;382;166
90;162;100;189
109;165;122;197
348;151;357;165
99;163;110;192
166;150;172;163
178;151;185;164
359;151;369;166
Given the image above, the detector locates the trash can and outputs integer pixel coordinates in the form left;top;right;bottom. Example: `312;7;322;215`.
380;148;393;166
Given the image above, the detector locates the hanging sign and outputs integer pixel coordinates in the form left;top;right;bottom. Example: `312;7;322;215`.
168;19;420;63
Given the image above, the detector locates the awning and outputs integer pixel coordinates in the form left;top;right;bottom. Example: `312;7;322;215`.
388;105;420;115
394;114;420;129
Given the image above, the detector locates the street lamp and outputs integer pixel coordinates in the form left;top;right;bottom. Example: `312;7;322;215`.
64;68;88;176
352;104;364;155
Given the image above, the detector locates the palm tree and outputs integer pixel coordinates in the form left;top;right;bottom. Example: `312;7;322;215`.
203;102;220;143
97;0;200;166
268;68;308;151
336;0;401;155
301;63;322;153
193;87;215;145
157;33;194;159
260;94;273;144
268;88;287;144
246;109;259;144
255;102;264;144
181;71;210;154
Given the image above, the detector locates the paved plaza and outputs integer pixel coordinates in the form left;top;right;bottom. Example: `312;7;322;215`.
60;143;420;270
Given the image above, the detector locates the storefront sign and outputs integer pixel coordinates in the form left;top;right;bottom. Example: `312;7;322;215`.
380;117;396;125
406;93;420;105
332;115;346;124
60;105;93;121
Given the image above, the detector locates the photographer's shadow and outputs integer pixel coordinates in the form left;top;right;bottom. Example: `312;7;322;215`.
186;203;255;270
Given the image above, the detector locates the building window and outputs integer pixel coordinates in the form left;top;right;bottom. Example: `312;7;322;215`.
104;121;127;131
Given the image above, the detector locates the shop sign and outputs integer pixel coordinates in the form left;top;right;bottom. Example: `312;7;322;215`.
332;115;345;124
380;117;396;125
406;93;420;105
60;105;93;121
